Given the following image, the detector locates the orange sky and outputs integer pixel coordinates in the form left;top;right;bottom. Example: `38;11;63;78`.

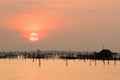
0;0;120;51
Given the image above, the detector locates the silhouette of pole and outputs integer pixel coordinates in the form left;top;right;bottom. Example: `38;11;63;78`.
66;60;68;67
107;59;109;65
89;59;91;66
33;52;35;62
103;59;105;65
39;59;41;67
95;59;96;66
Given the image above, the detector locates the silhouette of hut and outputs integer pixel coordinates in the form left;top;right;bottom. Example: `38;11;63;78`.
94;49;116;60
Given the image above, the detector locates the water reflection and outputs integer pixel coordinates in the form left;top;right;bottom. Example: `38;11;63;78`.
0;59;120;80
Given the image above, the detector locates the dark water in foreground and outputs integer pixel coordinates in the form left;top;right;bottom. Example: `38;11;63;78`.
0;59;120;80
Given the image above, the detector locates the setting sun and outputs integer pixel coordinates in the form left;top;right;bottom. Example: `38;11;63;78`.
29;32;39;42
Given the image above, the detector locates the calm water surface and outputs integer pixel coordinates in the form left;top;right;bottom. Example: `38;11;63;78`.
0;59;120;80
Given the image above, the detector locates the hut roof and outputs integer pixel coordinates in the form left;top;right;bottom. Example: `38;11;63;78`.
99;49;112;54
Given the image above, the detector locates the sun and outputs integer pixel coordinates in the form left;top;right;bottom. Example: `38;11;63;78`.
29;32;39;42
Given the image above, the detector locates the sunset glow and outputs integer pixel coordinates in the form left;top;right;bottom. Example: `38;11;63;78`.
0;0;120;51
6;13;58;43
